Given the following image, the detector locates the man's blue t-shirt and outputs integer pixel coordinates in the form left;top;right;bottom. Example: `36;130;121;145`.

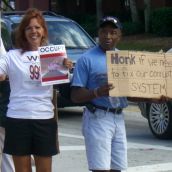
71;45;128;109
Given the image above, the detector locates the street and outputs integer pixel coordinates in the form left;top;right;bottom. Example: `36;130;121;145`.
41;105;172;172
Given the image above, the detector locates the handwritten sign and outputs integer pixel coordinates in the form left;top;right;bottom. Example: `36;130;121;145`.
38;45;69;86
106;50;172;98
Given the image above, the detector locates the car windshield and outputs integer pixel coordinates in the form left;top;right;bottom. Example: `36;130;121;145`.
47;21;95;49
11;19;95;49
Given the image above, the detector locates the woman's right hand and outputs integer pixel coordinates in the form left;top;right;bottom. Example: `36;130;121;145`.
63;58;73;69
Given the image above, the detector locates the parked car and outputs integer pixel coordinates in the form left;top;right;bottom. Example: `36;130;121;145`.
138;48;172;140
138;101;172;139
1;11;96;107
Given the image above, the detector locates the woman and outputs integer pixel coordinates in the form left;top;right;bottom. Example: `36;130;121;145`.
0;8;72;172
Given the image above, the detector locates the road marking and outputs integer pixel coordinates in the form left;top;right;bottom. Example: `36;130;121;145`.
59;144;172;172
128;142;172;151
59;143;172;152
122;162;172;172
59;132;172;151
59;132;172;171
59;132;84;139
124;105;140;112
60;145;85;151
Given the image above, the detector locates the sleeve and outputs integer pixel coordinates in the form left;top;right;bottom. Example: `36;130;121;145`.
0;38;6;56
71;56;89;87
0;53;9;75
0;38;8;75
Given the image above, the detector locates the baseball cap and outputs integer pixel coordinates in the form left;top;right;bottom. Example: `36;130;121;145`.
99;16;122;29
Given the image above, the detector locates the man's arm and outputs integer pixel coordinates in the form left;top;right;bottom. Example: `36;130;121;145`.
71;84;113;103
71;87;96;103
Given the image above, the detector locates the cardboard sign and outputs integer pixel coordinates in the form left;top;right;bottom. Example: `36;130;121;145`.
106;50;172;98
38;45;69;86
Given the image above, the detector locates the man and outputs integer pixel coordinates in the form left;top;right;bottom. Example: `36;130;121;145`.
0;37;15;172
71;16;127;172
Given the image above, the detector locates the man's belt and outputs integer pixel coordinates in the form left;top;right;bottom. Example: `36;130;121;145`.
86;103;123;114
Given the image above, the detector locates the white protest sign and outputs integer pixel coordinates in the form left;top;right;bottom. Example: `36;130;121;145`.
38;45;70;86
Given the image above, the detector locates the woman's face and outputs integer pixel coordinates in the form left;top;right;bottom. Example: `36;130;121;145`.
25;18;44;51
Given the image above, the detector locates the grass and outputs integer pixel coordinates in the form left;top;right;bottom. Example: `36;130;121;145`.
117;34;172;52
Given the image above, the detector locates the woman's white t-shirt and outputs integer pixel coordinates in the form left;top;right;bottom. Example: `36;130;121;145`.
0;49;54;119
0;38;6;55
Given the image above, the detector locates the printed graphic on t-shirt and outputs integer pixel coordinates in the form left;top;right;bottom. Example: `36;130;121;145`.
21;52;41;87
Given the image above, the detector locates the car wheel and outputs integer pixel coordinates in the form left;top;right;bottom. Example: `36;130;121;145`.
148;102;172;139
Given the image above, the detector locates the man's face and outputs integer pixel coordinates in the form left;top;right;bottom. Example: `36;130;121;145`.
98;24;121;51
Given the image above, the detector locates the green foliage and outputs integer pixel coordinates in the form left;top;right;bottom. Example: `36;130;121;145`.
117;42;162;52
71;14;144;37
104;10;131;22
1;0;14;11
1;23;12;50
69;14;97;38
122;22;144;35
69;9;144;37
151;7;172;36
117;34;172;52
79;15;97;38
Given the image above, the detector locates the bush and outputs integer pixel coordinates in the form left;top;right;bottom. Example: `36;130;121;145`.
69;14;97;38
79;15;97;38
122;22;144;35
151;7;172;36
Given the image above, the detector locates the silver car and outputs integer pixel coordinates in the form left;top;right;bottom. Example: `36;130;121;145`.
138;49;172;139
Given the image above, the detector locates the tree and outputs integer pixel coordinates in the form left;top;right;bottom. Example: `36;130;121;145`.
144;0;151;33
129;0;151;33
1;0;14;11
129;0;140;23
96;0;103;27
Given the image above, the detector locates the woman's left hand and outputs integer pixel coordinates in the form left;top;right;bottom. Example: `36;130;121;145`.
63;58;73;69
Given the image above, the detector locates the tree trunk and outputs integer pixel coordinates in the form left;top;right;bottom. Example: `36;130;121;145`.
96;0;103;28
129;0;139;23
144;0;151;33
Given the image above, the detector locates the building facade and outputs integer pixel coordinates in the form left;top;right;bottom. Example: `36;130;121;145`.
12;0;172;14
